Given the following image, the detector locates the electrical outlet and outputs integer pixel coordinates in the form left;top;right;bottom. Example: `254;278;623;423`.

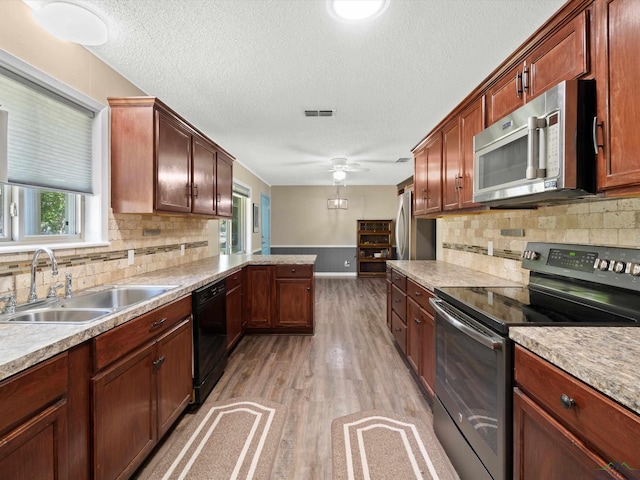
128;249;135;265
488;241;494;256
344;260;350;267
180;244;185;256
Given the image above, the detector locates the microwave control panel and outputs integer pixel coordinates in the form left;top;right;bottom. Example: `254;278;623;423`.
546;111;560;178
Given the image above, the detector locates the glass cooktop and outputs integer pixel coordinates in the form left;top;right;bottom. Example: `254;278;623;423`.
435;279;640;335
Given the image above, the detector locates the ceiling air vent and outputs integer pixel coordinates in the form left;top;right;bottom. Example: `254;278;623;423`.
304;109;334;117
396;157;411;163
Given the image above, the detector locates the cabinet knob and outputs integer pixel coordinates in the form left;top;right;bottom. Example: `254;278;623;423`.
560;394;575;409
306;287;311;291
291;268;296;273
153;356;166;366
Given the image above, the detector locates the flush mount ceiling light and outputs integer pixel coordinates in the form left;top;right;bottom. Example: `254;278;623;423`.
32;1;108;46
327;0;389;22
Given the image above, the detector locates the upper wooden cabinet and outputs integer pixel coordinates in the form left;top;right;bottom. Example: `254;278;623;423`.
486;9;591;125
595;0;640;193
413;133;442;216
109;97;234;218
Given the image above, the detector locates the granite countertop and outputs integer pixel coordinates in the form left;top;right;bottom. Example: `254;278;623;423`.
386;260;522;290
510;327;640;416
0;254;316;382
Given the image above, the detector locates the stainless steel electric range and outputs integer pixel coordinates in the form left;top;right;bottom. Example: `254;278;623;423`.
430;242;640;480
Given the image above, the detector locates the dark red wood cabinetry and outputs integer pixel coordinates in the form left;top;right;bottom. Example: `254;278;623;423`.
513;345;639;479
109;97;233;218
595;0;640;194
413;134;442;216
92;296;192;480
226;269;244;351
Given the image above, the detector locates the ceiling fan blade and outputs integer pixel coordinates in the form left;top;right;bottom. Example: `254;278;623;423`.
345;167;369;172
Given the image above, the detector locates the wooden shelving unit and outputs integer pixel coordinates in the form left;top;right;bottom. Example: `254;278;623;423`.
357;220;393;278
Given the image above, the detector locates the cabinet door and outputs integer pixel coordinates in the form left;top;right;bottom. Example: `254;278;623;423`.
155;112;192;213
459;98;483;209
275;278;313;328
216;152;233;218
92;345;156;480
596;0;640;191
513;388;623;480
0;399;68;480
442;118;461;211
246;266;273;328
413;146;428;216
425;134;443;214
156;319;192;438
486;65;526;125
385;278;392;331
406;298;421;374
525;10;589;100
192;136;217;216
226;284;243;350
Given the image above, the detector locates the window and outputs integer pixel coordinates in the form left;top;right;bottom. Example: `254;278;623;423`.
219;183;250;255
0;50;107;249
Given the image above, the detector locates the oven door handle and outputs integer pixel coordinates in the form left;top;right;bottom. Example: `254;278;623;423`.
430;298;503;350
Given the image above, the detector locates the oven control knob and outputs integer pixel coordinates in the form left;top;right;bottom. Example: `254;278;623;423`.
631;263;640;276
613;261;626;274
529;251;539;260
596;259;610;271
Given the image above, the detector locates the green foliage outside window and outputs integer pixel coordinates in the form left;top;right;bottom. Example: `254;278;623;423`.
40;191;67;234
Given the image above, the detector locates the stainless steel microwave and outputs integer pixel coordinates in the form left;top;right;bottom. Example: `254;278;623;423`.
473;79;596;206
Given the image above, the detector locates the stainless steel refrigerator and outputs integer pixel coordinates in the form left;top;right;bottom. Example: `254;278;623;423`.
395;189;436;260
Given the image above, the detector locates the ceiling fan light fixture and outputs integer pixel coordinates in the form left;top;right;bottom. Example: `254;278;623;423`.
327;0;389;22
32;1;108;46
333;170;346;181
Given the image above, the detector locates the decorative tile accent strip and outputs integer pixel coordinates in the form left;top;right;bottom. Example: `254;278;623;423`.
0;241;208;277
443;242;522;261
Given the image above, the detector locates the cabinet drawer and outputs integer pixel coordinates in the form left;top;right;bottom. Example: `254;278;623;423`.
225;270;243;290
275;264;313;278
406;279;434;314
391;284;406;323
391;311;407;355
93;296;192;371
514;346;640;469
0;353;68;434
391;270;406;290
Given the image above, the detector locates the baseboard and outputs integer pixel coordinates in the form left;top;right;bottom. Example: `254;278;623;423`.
314;272;357;277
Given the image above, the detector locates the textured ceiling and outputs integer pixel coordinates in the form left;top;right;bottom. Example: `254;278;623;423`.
28;0;566;186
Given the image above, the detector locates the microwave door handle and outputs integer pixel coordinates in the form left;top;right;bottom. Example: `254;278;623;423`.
526;117;539;179
538;118;547;177
430;298;503;350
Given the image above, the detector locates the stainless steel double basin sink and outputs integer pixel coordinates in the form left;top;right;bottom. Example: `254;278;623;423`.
0;285;178;324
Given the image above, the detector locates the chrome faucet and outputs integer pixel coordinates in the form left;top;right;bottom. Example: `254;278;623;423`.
28;247;59;303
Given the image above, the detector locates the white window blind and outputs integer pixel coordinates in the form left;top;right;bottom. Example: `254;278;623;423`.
0;67;94;194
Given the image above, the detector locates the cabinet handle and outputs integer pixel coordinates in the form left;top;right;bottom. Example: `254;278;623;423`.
193;184;198;198
395;328;402;332
216;193;221;203
186;183;191;197
592;116;604;155
515;71;523;98
414;291;422;297
394;299;401;303
150;317;167;329
522;67;529;91
560;394;575;409
153;356;166;366
414;317;422;324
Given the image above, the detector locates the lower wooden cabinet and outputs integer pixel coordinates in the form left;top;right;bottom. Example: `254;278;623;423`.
245;264;314;334
406;280;435;396
514;345;639;479
0;353;70;480
91;296;192;480
226;269;244;350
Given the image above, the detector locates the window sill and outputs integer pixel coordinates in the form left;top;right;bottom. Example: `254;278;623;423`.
0;241;111;254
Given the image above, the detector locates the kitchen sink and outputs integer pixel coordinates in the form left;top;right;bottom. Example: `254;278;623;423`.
0;308;113;324
60;285;177;310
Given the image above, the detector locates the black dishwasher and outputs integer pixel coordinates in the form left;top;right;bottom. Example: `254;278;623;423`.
192;279;227;405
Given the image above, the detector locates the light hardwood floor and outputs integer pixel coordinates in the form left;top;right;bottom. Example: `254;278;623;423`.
136;277;442;479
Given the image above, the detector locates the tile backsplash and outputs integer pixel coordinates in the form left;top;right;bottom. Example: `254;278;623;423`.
0;211;211;303
440;197;640;285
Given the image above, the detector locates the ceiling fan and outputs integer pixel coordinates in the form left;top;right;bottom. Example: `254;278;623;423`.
327;158;369;182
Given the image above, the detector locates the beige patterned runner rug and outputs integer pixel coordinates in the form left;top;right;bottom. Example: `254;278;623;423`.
332;410;459;480
138;398;286;480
